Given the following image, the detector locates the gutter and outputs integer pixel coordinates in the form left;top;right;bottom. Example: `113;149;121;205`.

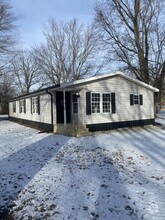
46;89;54;132
9;84;60;102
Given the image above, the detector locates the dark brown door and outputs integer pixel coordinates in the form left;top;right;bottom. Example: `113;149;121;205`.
56;91;71;124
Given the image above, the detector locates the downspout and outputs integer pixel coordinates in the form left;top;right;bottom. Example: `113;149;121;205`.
46;89;54;132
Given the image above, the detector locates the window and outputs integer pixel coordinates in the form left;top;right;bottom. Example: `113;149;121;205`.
134;95;139;105
13;102;16;113
32;97;39;114
86;92;116;115
19;100;26;113
130;94;143;106
72;94;78;114
92;93;100;113
103;93;111;113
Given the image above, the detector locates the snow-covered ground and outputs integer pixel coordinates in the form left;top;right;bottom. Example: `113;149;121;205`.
0;114;165;220
156;110;165;129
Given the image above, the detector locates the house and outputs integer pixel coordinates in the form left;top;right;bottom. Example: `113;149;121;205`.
9;71;159;136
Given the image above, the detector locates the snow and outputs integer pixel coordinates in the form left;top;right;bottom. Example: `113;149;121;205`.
0;114;165;220
156;110;165;128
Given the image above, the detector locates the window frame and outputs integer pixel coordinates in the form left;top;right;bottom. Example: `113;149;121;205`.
91;92;111;114
91;92;101;114
130;94;143;106
32;96;39;114
102;93;111;113
133;94;139;105
19;100;25;113
72;93;78;114
13;101;16;113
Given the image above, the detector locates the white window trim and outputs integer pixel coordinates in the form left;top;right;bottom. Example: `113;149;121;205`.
13;101;16;113
91;92;111;114
102;92;111;113
72;93;78;114
133;94;140;105
32;97;39;114
91;92;101;114
20;100;25;113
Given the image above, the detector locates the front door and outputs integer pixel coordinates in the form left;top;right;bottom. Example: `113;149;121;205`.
56;91;71;124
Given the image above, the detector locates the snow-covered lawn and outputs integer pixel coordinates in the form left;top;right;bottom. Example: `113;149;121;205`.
0;117;165;220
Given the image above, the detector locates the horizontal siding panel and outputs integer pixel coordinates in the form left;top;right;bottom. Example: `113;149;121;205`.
79;76;154;125
9;94;51;124
9;75;155;129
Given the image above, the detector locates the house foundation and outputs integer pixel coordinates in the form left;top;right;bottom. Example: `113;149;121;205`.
54;123;89;137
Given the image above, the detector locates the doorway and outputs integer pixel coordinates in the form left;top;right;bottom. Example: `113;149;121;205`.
56;91;71;124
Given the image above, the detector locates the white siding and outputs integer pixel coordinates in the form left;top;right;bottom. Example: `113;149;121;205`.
77;76;154;125
52;93;57;124
9;75;155;127
9;94;51;124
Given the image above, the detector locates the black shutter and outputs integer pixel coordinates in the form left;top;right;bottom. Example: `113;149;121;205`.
24;99;26;114
140;94;143;105
111;93;116;114
86;92;91;115
38;96;40;115
130;94;134;106
31;98;33;114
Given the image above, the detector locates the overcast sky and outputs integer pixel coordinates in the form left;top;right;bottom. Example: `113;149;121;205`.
11;0;96;49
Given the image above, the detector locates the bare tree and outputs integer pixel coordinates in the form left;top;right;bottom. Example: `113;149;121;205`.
11;50;46;95
34;18;104;84
0;72;16;114
0;0;19;113
0;0;18;71
95;0;165;102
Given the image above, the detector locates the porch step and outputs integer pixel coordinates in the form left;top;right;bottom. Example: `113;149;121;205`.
54;123;89;137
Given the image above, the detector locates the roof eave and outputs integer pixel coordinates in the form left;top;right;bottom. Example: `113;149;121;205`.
9;71;159;102
118;73;159;92
49;71;159;93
